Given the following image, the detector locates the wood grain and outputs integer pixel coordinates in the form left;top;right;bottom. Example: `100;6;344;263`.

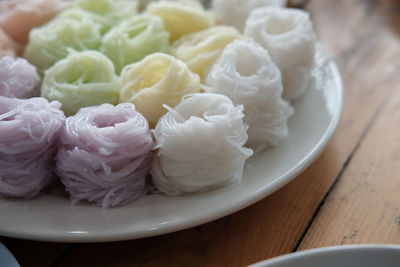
298;83;400;249
298;0;400;248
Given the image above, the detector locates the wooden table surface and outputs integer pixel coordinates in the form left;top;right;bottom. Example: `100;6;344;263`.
2;0;400;266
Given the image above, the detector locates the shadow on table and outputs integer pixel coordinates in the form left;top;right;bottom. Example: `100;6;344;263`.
379;0;400;36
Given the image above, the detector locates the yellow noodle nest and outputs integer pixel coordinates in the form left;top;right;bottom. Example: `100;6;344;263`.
169;25;242;79
146;0;213;42
120;52;201;127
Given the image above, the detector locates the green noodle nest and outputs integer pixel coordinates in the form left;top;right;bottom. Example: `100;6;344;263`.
24;11;102;75
41;50;121;116
100;13;170;74
71;0;139;33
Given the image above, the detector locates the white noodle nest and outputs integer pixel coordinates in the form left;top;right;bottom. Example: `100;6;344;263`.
212;0;287;32
151;93;253;196
205;39;293;151
244;7;316;100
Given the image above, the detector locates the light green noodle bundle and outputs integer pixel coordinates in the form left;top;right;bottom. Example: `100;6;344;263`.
41;50;120;116
100;14;170;74
66;0;139;33
24;13;102;75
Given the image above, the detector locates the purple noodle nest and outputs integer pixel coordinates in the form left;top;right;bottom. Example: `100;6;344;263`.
0;56;40;99
0;96;66;198
56;103;154;208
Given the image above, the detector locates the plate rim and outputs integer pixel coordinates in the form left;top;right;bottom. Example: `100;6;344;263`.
0;55;343;243
249;244;400;267
0;242;19;267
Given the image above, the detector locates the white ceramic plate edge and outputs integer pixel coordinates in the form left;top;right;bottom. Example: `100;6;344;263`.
71;57;342;242
0;51;343;243
249;244;400;267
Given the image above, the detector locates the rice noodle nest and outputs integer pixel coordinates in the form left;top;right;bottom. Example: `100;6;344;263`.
205;39;293;150
100;13;170;74
41;50;121;116
151;93;253;196
0;29;22;58
212;0;287;32
244;7;316;100
56;103;154;208
0;56;41;99
120;52;201;128
23;10;103;75
71;0;139;33
0;0;69;44
0;96;65;198
169;25;242;79
146;0;213;42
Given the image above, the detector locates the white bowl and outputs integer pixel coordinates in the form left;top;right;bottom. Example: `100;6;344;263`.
250;245;400;267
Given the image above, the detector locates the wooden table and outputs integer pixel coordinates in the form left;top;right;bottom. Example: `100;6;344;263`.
2;0;400;266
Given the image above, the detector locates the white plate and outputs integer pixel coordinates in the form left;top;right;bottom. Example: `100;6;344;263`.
0;243;19;267
0;45;343;242
250;245;400;267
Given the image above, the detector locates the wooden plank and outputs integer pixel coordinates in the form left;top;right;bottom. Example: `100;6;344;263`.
297;0;400;250
298;83;400;249
58;0;398;266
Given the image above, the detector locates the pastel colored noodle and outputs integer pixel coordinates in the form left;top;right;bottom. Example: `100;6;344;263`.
66;0;138;33
0;28;22;58
139;0;206;11
120;53;201;127
0;0;69;44
146;0;212;42
0;56;40;99
151;93;253;196
41;50;120;116
100;13;170;74
24;10;103;75
0;97;65;198
205;39;293;151
169;26;242;79
244;7;316;100
212;0;287;32
56;103;153;208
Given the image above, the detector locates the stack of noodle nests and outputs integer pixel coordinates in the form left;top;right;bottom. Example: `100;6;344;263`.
0;0;317;208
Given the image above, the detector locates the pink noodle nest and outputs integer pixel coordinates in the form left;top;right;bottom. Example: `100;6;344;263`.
0;0;69;44
0;56;40;99
0;28;22;58
0;96;66;198
56;103;154;208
